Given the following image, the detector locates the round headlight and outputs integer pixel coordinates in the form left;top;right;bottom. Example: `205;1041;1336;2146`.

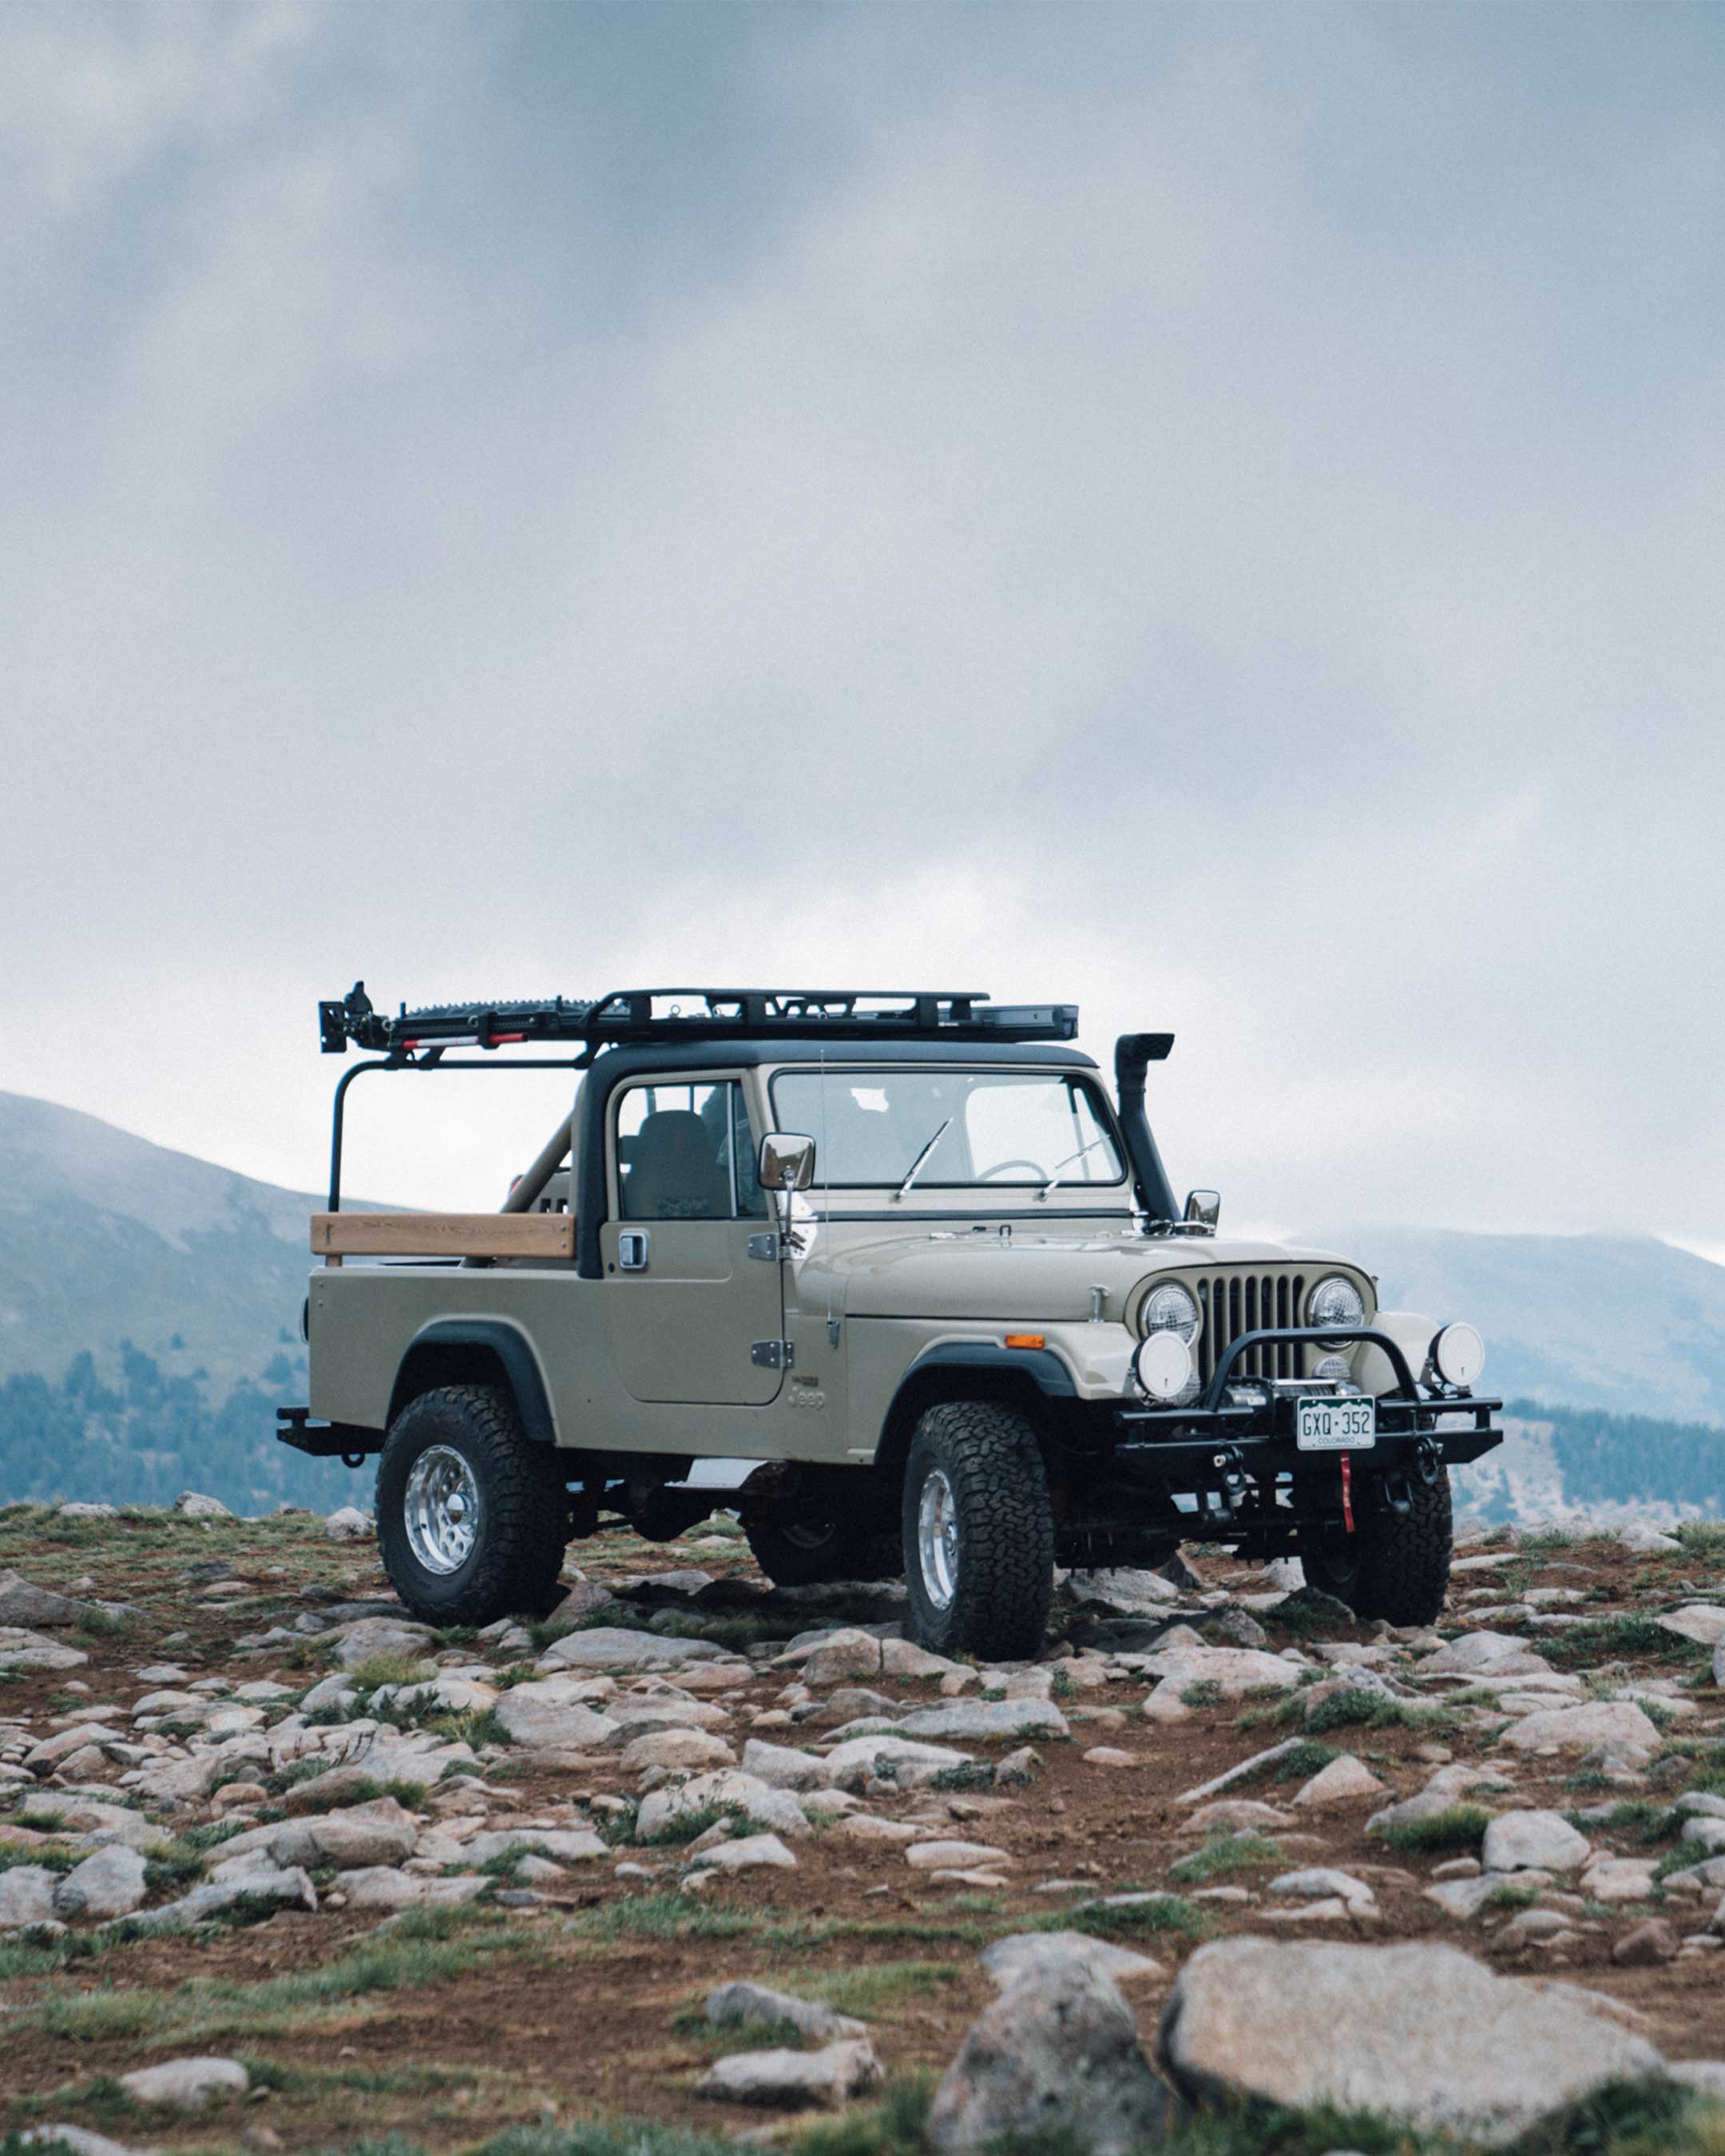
1313;1353;1353;1383
1141;1281;1200;1343
1430;1322;1485;1389
1133;1330;1199;1405
1309;1275;1366;1334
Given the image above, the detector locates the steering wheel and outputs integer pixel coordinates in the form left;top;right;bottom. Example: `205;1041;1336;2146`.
978;1159;1045;1182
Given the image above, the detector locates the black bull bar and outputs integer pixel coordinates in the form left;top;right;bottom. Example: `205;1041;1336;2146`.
1112;1325;1503;1492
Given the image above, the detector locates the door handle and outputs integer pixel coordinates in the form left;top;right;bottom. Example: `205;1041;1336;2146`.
617;1231;649;1271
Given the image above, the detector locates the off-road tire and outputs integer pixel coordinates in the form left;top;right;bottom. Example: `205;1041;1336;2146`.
901;1401;1054;1659
744;1514;902;1587
376;1384;568;1627
1302;1468;1453;1627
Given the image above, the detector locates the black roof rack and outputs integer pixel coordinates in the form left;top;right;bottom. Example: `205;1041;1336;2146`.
319;983;1080;1056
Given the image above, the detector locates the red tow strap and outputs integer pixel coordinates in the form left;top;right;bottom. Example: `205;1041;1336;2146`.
1340;1452;1354;1534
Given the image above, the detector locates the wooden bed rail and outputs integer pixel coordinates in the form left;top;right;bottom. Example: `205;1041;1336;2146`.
310;1213;576;1264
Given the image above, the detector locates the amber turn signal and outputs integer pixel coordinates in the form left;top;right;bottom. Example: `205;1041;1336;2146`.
1004;1332;1046;1350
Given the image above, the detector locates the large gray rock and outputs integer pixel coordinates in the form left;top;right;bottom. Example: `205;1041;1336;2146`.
706;1980;864;2043
979;1932;1162;1991
1481;1810;1592;1875
635;1770;808;1842
0;1569;87;1627
490;1680;619;1750
741;1738;834;1791
123;1865;316;1931
928;1961;1171;2154
1419;1631;1554;1679
172;1492;233;1519
261;1797;420;1871
1133;1643;1303;1698
823;1734;974;1792
1157;1939;1662;2144
537;1626;739;1671
118;2057;248;2109
1067;1568;1181;1614
331;1617;436;1669
52;1844;149;1920
20;2126;161;2156
1656;1603;1725;1647
0;1865;59;1930
0;1627;89;1673
897;1698;1070;1742
696;2038;882;2109
1501;1702;1663;1754
462;1827;605;1865
323;1506;373;1541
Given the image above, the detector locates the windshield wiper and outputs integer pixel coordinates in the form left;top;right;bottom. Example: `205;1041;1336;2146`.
894;1116;954;1200
1039;1136;1108;1200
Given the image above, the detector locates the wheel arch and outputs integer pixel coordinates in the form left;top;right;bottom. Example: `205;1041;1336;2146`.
873;1344;1073;1492
387;1321;558;1445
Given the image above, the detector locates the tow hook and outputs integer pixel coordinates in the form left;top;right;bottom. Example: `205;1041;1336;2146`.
1414;1437;1444;1487
1382;1472;1414;1519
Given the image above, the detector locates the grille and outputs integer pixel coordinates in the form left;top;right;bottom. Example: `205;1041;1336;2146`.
1196;1270;1307;1385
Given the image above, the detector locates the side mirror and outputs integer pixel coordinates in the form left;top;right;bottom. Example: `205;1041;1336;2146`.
1183;1188;1220;1232
759;1132;817;1193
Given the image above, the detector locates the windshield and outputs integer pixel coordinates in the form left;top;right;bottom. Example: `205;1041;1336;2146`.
768;1068;1126;1191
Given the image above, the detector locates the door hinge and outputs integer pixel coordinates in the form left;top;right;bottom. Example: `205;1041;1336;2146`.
747;1232;783;1262
751;1338;795;1370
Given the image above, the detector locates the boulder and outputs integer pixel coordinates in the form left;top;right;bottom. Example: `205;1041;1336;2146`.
490;1684;620;1750
0;1627;89;1673
1158;1939;1662;2142
688;1833;798;1873
1136;1643;1303;1697
706;1980;864;2043
696;2038;882;2109
52;1844;149;1920
1612;1918;1681;1967
118;2057;248;2109
537;1626;739;1671
1580;1857;1659;1903
19;2127;161;2156
331;1617;436;1669
266;1797;421;1871
906;1841;1013;1871
1616;1524;1682;1554
823;1735;974;1792
1067;1567;1181;1614
323;1507;373;1541
1481;1811;1592;1875
548;1580;619;1624
1501;1702;1663;1755
801;1630;886;1685
897;1699;1070;1742
636;1770;808;1842
740;1738;833;1791
881;1638;965;1679
125;1865;317;1930
0;1570;87;1627
173;1492;233;1519
1291;1755;1388;1809
1419;1632;1554;1679
620;1728;736;1774
0;1865;59;1930
461;1828;605;1865
339;1868;489;1910
978;1932;1161;1991
1657;1603;1725;1647
927;1961;1171;2154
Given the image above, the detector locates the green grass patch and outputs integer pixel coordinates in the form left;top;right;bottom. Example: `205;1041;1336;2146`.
1564;1801;1680;1847
1299;1690;1457;1737
347;1652;438;1691
798;1959;963;2017
930;1763;996;1792
1167;1832;1285;1885
633;1802;747;1849
1181;1680;1224;1708
0;1841;78;1876
1544;1615;1708;1668
1374;1803;1492;1855
1053;1892;1212;1944
15;1904;532;2047
141;1841;208;1892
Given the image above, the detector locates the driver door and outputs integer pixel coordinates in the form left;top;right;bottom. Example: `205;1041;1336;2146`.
599;1076;784;1406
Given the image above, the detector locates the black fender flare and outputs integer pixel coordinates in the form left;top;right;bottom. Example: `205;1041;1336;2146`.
875;1342;1076;1478
387;1320;558;1445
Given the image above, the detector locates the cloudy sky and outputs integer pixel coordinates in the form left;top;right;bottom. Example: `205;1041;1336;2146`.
3;1;1721;1249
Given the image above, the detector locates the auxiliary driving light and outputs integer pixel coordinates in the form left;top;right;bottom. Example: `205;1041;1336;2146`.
1312;1353;1353;1383
1134;1329;1198;1405
1430;1321;1486;1389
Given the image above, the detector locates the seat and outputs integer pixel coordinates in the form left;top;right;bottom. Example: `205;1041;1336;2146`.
623;1110;731;1219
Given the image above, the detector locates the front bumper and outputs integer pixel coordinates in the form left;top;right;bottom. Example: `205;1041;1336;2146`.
1112;1324;1503;1485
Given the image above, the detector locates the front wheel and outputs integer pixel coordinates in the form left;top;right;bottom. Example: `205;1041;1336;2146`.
902;1401;1054;1659
1302;1467;1453;1627
376;1384;568;1627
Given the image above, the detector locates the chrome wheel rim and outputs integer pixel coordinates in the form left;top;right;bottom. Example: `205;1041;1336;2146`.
917;1468;959;1611
404;1445;480;1575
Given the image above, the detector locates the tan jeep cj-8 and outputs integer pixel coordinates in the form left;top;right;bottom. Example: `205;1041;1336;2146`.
282;985;1503;1659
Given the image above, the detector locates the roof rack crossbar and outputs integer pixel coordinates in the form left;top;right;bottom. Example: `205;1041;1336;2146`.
319;983;1079;1055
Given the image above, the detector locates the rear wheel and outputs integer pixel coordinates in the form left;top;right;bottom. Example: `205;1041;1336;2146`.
744;1511;901;1587
1302;1468;1453;1626
901;1401;1054;1659
376;1384;568;1626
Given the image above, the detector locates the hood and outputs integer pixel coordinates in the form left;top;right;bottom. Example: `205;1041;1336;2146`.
793;1225;1363;1325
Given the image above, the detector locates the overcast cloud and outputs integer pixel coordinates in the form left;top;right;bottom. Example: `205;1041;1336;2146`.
2;2;1720;1246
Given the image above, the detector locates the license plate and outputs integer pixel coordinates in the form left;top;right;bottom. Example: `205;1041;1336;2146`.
1295;1397;1376;1450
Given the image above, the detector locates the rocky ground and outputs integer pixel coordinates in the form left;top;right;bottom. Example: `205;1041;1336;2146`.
1;1499;1723;2156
